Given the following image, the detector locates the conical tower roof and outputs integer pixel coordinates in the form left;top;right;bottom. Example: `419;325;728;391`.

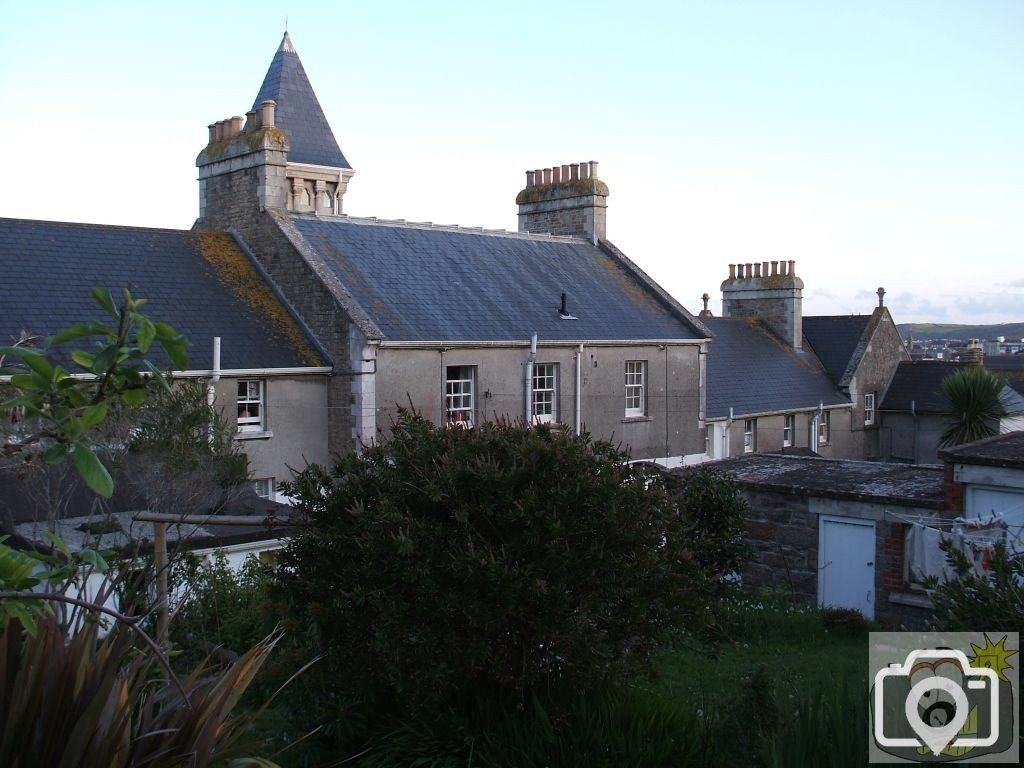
252;32;351;169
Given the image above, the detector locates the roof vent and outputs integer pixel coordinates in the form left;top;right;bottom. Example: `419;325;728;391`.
558;292;578;320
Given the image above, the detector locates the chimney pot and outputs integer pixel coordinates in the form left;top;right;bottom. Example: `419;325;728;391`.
543;168;552;185
770;260;778;276
580;162;590;180
762;261;769;277
230;116;244;137
561;164;570;182
214;121;226;142
260;99;276;128
244;110;257;132
208;124;217;143
728;264;736;279
526;170;535;187
788;260;796;276
754;263;762;278
589;160;599;178
552;166;561;184
877;286;886;308
570;162;580;180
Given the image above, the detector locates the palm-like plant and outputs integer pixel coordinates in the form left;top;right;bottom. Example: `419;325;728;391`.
938;366;1019;447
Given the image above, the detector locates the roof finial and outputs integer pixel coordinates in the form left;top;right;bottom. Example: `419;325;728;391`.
877;286;885;308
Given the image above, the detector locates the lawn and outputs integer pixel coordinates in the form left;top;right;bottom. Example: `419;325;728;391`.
258;593;878;767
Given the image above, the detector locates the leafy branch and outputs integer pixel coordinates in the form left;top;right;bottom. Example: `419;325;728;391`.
1;287;187;496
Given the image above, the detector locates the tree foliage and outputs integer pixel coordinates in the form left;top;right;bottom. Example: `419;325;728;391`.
938;365;1020;448
1;287;187;496
273;410;733;723
928;540;1024;632
1;289;286;766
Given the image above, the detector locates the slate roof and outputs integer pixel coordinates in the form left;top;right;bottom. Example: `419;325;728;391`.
682;454;945;509
287;216;705;342
880;361;965;414
802;314;872;386
939;431;1024;470
252;32;351;169
703;317;847;419
0;218;324;370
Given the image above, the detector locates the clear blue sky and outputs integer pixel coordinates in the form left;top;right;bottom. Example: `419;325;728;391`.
2;1;1021;324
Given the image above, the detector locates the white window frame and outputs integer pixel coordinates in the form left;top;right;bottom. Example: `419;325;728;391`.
744;418;757;453
251;478;275;499
237;379;265;432
531;363;557;424
445;365;476;426
818;410;831;445
624;360;646;418
783;414;795;447
864;392;875;426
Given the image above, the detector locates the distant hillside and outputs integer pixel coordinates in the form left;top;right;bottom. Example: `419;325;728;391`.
897;323;1024;342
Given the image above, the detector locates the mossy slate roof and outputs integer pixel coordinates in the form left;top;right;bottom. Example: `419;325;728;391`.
289;216;704;342
0;218;323;370
703;318;847;419
251;32;351;170
690;454;945;508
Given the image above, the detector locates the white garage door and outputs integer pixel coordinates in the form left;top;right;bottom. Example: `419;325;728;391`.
818;515;876;619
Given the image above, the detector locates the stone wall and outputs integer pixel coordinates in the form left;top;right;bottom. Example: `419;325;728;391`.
516;162;608;241
720;261;804;349
847;308;911;459
196;136;357;458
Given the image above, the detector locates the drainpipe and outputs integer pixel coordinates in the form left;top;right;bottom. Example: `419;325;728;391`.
525;333;537;422
726;406;734;458
663;345;670;461
575;343;583;434
208;337;221;443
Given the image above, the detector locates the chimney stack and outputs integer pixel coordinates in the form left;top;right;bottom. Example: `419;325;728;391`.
516;160;609;243
720;260;805;349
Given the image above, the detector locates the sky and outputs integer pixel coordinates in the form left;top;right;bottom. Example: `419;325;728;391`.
2;1;1022;325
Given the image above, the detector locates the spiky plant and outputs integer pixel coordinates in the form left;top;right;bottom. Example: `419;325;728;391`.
0;609;282;768
938;366;1020;447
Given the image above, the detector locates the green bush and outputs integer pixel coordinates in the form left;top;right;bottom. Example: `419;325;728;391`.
273;410;715;723
171;551;273;658
664;466;751;583
929;540;1024;631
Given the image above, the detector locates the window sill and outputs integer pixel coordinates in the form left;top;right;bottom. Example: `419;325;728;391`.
889;591;933;610
236;430;274;441
621;416;652;424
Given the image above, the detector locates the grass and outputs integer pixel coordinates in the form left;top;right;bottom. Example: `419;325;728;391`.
247;591;879;767
650;593;869;712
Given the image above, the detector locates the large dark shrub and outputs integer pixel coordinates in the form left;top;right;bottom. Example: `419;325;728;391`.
273;410;710;716
663;466;751;583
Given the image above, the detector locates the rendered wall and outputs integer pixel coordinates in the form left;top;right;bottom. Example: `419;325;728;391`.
213;375;329;493
374;343;705;459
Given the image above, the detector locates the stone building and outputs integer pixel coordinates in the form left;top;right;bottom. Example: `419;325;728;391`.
194;32;712;464
700;265;909;460
0;219;330;507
